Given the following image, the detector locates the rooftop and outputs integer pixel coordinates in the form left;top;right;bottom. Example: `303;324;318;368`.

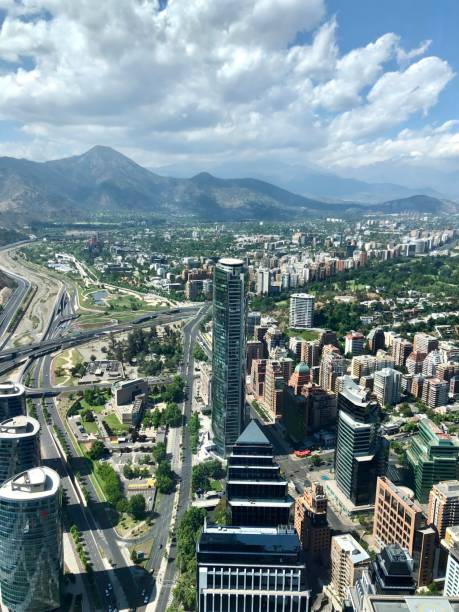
0;415;39;438
0;381;25;397
198;525;301;556
235;420;270;446
0;467;60;501
432;480;459;497
333;533;369;565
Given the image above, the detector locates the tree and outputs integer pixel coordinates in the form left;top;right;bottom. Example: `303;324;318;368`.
192;344;208;362
116;498;129;513
163;402;182;427
156;460;174;494
123;463;134;479
152;442;167;464
129;494;146;520
87;440;106;460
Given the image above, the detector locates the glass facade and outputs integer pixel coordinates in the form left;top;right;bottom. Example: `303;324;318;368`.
0;383;26;422
0;417;40;485
211;258;246;455
0;468;62;612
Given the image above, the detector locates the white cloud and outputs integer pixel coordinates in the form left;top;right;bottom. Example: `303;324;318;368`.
0;0;456;180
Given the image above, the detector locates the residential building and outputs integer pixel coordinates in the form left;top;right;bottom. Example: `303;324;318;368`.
262;360;285;421
246;339;263;375
319;329;338;349
392;337;413;368
0;416;40;485
289;293;315;329
301;340;320;368
406;419;459;502
421;377;449;408
0;467;62;612
196;525;310;612
250;358;266;397
0;382;26;421
428;480;459;539
319;346;347;393
294;482;331;563
423;349;446;377
327;534;370;609
361;596;459;612
373;368;401;406
256;268;271;295
345;331;365;356
211;258;247;455
226;420;293;527
334;377;386;506
413;332;439;355
445;546;459;596
367;328;386;355
406;351;426;375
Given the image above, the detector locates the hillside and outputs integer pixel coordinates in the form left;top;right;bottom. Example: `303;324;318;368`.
0;146;456;225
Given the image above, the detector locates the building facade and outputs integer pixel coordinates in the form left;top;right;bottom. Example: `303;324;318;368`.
294;482;331;564
211;258;247;455
0;382;26;422
0;467;62;612
428;480;459;539
0;416;40;485
289;293;315;329
196;525;310;612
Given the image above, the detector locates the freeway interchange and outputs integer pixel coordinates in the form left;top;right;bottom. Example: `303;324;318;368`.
0;242;209;611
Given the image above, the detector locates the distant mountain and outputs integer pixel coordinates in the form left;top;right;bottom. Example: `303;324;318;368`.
0;146;457;226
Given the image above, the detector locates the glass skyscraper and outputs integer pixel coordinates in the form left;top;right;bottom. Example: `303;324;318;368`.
0;382;26;421
0;467;62;611
211;257;246;455
0;416;40;485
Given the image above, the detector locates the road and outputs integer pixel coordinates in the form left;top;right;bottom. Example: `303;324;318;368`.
0;243;31;347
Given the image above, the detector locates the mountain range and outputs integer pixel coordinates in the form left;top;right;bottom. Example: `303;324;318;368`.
0;145;456;226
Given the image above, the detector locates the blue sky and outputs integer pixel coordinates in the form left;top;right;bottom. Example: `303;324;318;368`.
0;0;457;194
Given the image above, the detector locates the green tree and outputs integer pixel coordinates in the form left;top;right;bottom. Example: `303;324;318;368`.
87;440;105;460
129;494;146;520
156;460;174;494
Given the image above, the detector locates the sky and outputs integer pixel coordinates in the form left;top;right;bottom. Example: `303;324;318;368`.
0;0;458;190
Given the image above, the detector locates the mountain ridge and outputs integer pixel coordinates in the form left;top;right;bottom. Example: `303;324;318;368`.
0;146;456;226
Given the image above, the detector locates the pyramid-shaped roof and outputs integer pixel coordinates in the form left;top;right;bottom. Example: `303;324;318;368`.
236;420;270;446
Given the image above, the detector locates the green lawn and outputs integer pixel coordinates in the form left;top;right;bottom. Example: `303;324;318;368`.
104;413;128;435
210;480;223;492
80;398;106;414
287;328;319;341
81;419;98;434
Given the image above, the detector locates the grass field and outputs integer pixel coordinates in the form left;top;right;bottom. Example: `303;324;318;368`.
104;413;128;435
287;328;320;341
81;419;98;434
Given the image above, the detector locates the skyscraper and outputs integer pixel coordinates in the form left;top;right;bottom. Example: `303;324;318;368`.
373;368;401;406
289;293;315;329
196;525;310;611
211;258;247;455
0;382;26;421
0;416;40;485
0;467;62;612
294;482;331;563
226;420;293;527
427;480;459;539
334;377;386;506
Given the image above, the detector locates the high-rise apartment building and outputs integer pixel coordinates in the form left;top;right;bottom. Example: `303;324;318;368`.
301;340;320;368
345;331;365;356
294;482;331;563
226;420;292;527
196;525;310;612
263;360;285;421
407;419;459;502
421;377;449;408
334;377;386;506
256;268;271;295
428;480;459;539
0;382;26;421
246;340;264;376
406;351;426;375
211;258;246;455
413;332;439;355
289;293;315;329
367;328;386;355
0;467;62;612
392;337;413;367
327;534;370;608
0;416;40;485
373;368;401;406
319;346;347;393
423;349;446;377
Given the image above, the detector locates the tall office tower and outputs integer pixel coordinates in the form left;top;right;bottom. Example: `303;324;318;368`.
294;482;331;564
196;525;310;612
348;544;416;611
407;419;459;502
373;368;401;406
326;534;370;609
345;331;365;356
406;351;426;375
211;258;246;456
428;481;459;539
367;328;386;355
301;340;320;368
413;332;439;355
319;346;347;393
0;382;26;421
0;467;62;612
0;416;40;485
246;311;261;339
226;420;293;527
392;337;413;367
334;377;386;506
289;293;315;329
